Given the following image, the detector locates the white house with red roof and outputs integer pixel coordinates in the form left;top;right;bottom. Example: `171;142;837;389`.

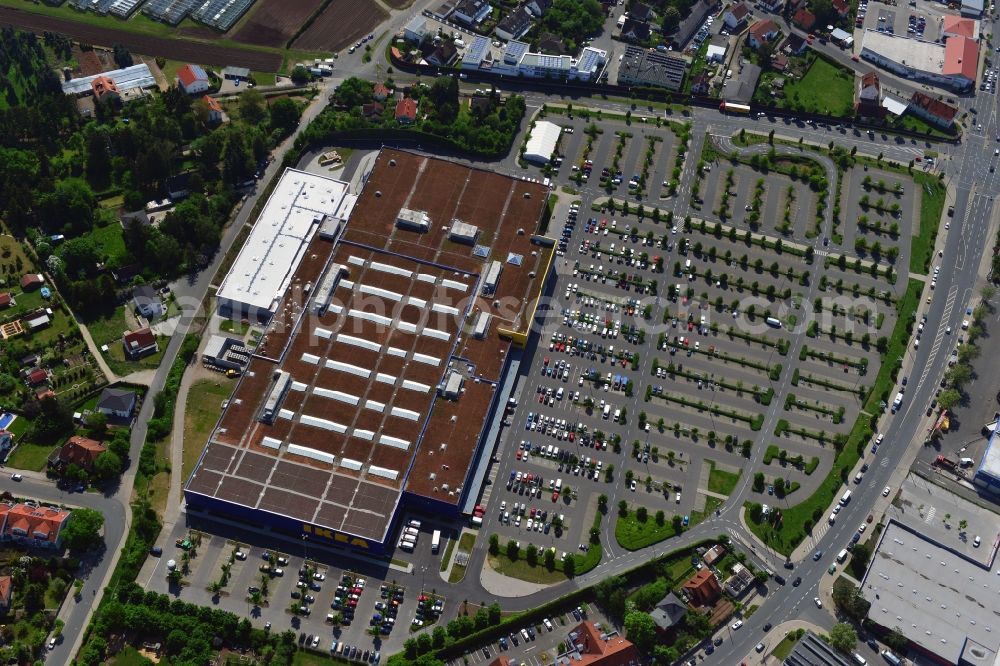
177;64;210;95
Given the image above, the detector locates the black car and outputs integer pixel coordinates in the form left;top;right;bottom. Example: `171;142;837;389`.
792;577;802;587
763;623;772;632
773;575;785;585
704;645;714;655
713;637;723;647
510;633;519;647
483;648;491;659
867;639;878;650
813;550;823;561
783;561;794;570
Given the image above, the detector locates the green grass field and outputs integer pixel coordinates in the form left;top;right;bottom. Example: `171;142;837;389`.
182;379;234;479
7;441;55;471
104;334;169;377
707;462;741;496
108;647;154;666
781;56;855;116
911;174;945;275
90;222;127;262
615;508;677;550
772;631;802;660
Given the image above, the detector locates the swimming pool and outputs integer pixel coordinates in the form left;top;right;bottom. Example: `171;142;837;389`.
0;413;15;429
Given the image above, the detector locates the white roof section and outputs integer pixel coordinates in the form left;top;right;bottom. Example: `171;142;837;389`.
862;521;1000;665
882;94;908;116
830;27;852;41
216;168;355;315
61;63;156;95
706;44;727;60
524;120;562;163
862;30;945;74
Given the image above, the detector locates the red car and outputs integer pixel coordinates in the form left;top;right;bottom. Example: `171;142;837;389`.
552;491;560;502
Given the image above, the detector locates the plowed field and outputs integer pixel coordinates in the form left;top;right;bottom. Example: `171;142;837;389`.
292;0;387;51
0;5;282;70
233;0;324;48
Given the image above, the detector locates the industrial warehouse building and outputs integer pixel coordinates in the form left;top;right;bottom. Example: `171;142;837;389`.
860;29;977;93
617;45;690;91
523;120;563;164
215;169;357;322
185;150;555;553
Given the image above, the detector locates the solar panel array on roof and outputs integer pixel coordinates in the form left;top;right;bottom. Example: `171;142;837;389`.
191;0;257;30
69;0;117;14
463;35;491;65
503;40;529;64
109;0;146;16
143;0;200;24
61;64;157;96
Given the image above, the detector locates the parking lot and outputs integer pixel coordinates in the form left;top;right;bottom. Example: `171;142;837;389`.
857;0;945;44
483;111;914;555
142;512;452;658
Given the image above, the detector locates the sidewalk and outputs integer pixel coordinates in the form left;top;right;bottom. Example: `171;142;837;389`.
77;322;117;384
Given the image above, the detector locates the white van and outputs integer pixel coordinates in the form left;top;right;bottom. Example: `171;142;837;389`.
852;653;867;666
685;259;692;270
840;490;852;505
613;409;621;422
836;548;849;563
603;404;611;419
555;479;563;492
854;471;864;484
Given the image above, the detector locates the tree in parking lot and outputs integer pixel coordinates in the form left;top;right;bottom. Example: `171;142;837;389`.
937;388;961;410
563;553;576;577
618;500;629;517
636;506;648;522
489;534;500;556
416;632;433;654
598;494;608;510
544;549;556;570
432;626;447;648
753;472;765;493
507;540;519;561
672;515;683;534
829;623;858;653
526;544;538;566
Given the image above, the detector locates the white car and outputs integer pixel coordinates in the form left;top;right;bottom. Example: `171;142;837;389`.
882;486;891;497
974;535;981;547
731;620;743;630
630;480;636;491
544;618;554;631
858;523;867;533
47;638;56;651
814;597;823;608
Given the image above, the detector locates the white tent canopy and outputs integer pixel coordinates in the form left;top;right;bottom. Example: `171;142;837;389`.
523;121;562;164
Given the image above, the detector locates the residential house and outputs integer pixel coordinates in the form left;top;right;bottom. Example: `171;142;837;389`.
0;293;12;308
723;2;750;30
721;62;761;102
166;172;192;199
453;0;492;25
691;71;712;94
771;53;789;70
724;562;756;597
123;327;159;359
782;32;807;54
496;7;533;41
857;71;883;117
91;75;120;103
1;503;72;548
619;17;652;43
909;91;958;129
372;82;391;101
792;7;816;29
427;41;459;66
747;19;779;48
202;95;225;123
25;367;48;387
23;310;51;331
0;575;11;612
20;274;44;290
19;353;38;367
630;1;654;21
564;621;640;666
395;98;419;124
683;568;723;606
133;284;164;319
52;435;107;472
96;387;138;420
525;0;551;16
832;0;849;15
177;64;210;95
649;592;688;637
404;16;431;43
362;102;384;119
703;543;727;566
536;33;566;54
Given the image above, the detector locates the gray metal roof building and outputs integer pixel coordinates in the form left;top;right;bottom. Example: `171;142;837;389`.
617;45;689;91
783;631;854;666
860;520;1000;666
61;64;157;96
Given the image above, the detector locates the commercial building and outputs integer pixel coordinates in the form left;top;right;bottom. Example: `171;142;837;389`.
61;63;157;96
185;149;555;553
942;15;979;40
617;45;690;91
783;630;855;666
973;423;1000;497
215;168;356;322
860;30;976;93
961;0;983;17
523;120;563;164
860;519;1000;665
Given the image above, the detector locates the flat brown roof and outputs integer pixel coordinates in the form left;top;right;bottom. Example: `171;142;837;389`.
186;149;552;544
